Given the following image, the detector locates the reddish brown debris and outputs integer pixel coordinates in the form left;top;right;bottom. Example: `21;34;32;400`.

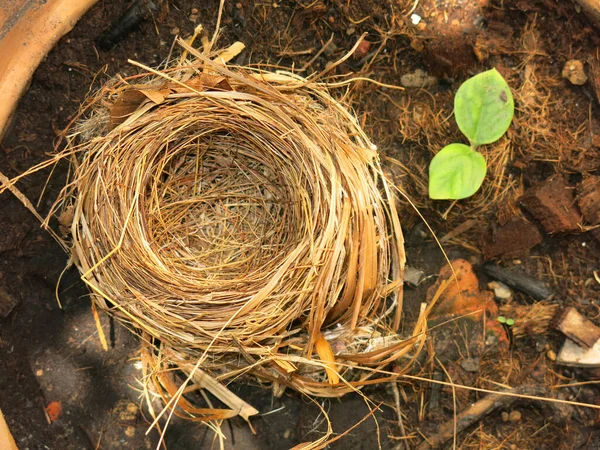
518;176;582;233
576;176;600;225
352;39;371;59
483;216;542;259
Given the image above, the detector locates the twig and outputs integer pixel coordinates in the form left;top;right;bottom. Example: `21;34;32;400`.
96;0;159;50
482;263;553;300
417;386;546;450
299;33;334;72
391;382;410;450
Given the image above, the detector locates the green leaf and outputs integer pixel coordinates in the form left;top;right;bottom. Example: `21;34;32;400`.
454;68;514;146
429;143;487;200
505;318;515;327
497;316;506;324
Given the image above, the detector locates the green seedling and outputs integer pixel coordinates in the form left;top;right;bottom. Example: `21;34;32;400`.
497;316;515;327
429;68;514;200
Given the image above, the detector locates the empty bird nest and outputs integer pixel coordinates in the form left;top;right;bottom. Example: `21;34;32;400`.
1;33;430;423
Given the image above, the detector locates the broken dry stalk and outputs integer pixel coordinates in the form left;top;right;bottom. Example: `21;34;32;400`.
417;386;546;450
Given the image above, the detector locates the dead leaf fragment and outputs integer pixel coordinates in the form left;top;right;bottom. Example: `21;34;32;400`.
427;259;497;319
45;401;62;422
109;88;170;127
314;331;339;385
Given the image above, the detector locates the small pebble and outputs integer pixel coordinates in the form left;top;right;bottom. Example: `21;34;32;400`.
353;40;371;59
328;16;335;24
346;26;356;36
170;26;180;35
562;59;588;85
460;358;480;372
488;281;512;301
323;42;338;57
400;69;437;88
236;2;243;9
468;254;481;266
509;410;522;422
36;369;43;377
501;411;509;422
547;348;557;361
535;338;547;353
410;38;424;52
191;7;199;14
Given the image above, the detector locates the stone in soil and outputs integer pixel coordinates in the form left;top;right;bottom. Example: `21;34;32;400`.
483;216;542;259
562;59;588;85
518;176;581;234
508;410;522;422
401;69;437;88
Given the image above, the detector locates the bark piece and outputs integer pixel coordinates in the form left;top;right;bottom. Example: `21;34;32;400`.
577;176;600;225
557;339;600;367
482;263;553;301
518;176;581;233
483;216;542;259
556;307;600;348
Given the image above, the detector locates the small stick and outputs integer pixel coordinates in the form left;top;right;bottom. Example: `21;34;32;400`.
91;301;108;351
96;0;160;50
391;382;410;450
417;386;545;450
299;33;334;72
482;262;553;300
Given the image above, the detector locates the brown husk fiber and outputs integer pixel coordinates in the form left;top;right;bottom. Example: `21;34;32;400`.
6;39;430;418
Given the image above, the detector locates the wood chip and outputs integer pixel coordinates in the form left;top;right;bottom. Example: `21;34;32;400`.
556;307;600;348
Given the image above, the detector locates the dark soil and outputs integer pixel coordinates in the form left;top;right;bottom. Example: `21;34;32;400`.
1;0;600;449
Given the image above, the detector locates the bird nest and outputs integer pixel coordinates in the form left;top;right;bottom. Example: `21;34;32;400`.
6;38;428;422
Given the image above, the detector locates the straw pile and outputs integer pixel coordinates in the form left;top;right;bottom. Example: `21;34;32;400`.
11;37;428;420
